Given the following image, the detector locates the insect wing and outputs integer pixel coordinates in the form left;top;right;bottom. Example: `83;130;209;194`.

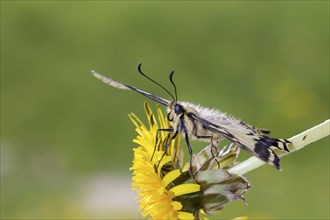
188;113;289;169
92;70;171;106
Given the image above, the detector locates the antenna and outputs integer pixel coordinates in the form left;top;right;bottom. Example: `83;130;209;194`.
137;63;175;101
169;70;177;101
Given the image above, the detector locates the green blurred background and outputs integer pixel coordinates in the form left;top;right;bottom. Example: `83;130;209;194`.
1;1;329;219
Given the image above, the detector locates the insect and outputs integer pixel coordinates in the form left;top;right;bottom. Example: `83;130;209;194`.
92;63;290;170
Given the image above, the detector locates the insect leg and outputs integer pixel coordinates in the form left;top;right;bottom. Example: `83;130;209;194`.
153;128;179;175
183;131;199;182
152;127;174;161
196;135;221;169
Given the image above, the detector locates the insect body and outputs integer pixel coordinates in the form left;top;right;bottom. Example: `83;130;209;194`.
92;63;290;169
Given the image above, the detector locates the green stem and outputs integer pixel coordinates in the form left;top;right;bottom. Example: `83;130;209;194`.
228;119;330;176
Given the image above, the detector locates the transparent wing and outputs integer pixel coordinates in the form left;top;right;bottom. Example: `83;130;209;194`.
92;70;171;106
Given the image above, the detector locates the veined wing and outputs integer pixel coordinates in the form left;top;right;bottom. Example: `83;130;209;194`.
92;70;171;106
187;108;290;169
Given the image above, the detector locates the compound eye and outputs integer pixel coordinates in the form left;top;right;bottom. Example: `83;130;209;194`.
175;104;182;114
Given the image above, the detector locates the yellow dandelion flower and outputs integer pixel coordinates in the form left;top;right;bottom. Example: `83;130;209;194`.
130;102;250;220
130;103;200;220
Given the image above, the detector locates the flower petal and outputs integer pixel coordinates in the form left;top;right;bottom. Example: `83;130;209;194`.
162;169;181;187
129;113;145;129
171;201;183;210
170;183;200;197
156;154;172;174
157;104;168;128
177;211;195;220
